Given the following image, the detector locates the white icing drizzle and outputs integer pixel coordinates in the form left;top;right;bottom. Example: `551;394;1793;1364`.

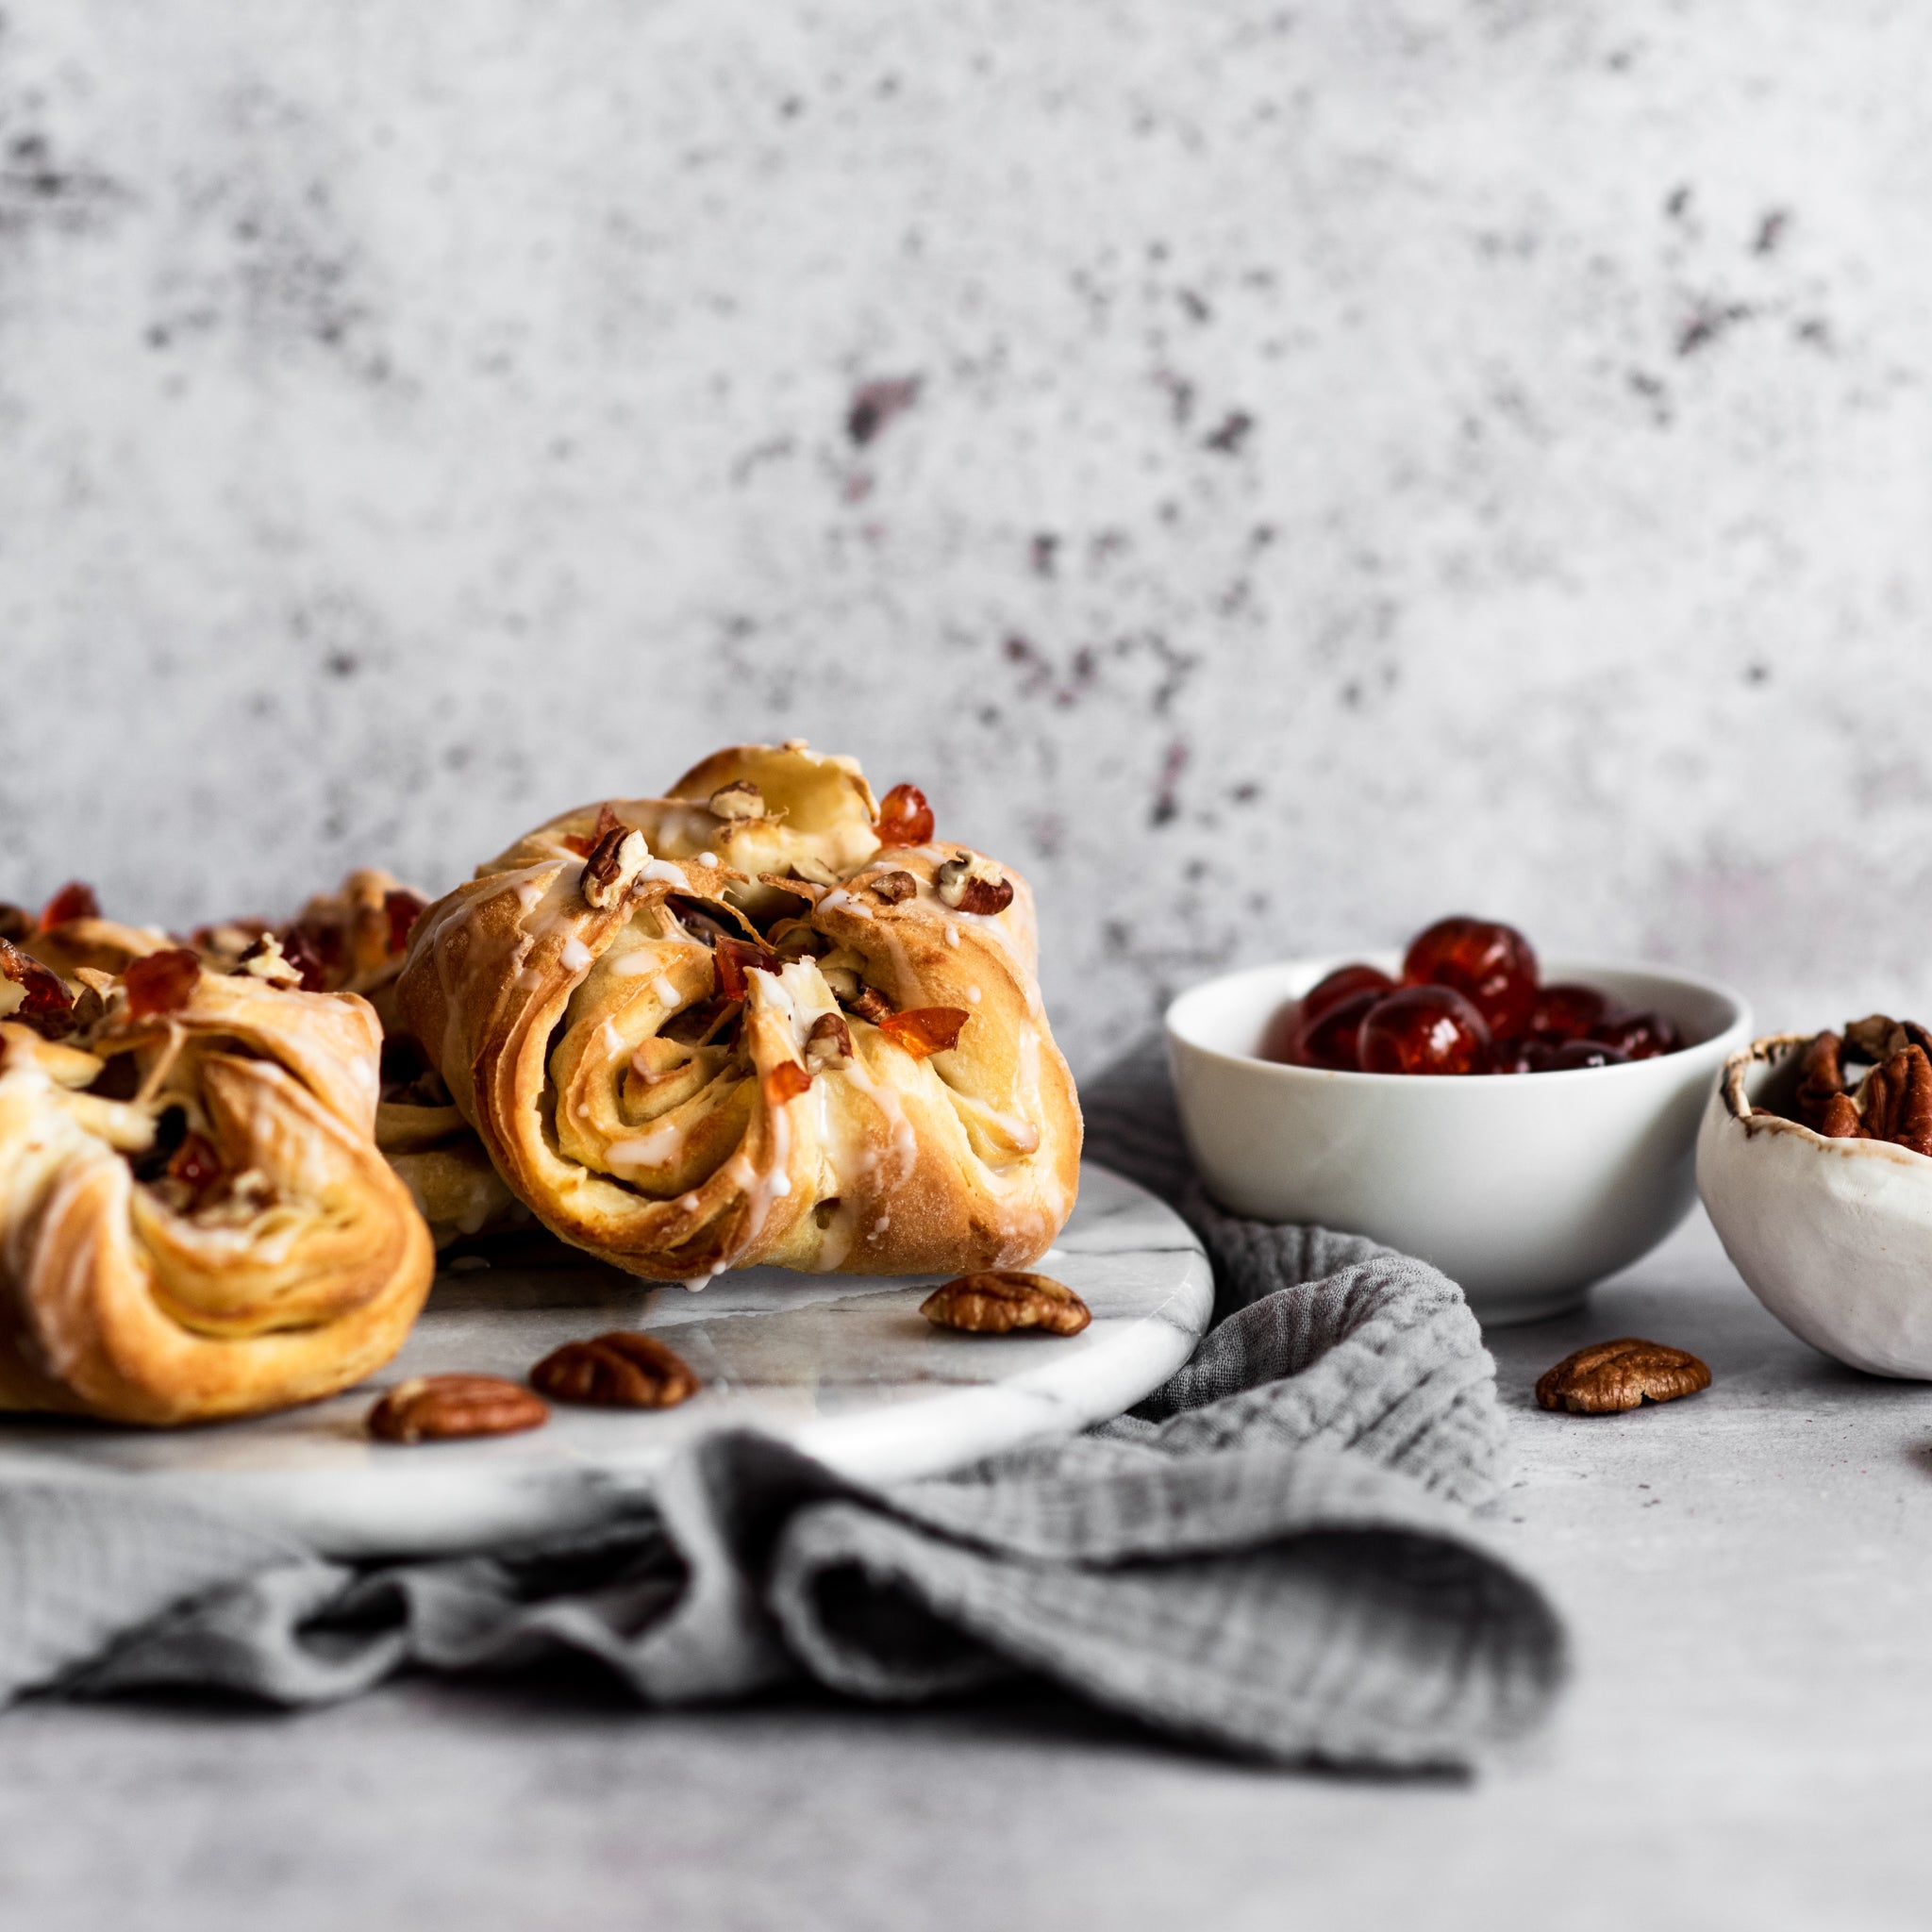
698;851;719;866
943;924;960;948
639;858;691;891
606;1120;689;1170
966;985;981;1004
560;937;592;973
654;975;681;1006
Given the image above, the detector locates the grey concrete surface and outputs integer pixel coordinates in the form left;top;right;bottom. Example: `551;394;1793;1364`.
5;3;1932;1074
4;1206;1930;1932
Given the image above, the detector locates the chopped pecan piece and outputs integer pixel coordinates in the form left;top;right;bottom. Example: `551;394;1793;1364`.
1535;1338;1711;1414
921;1271;1091;1336
805;1010;853;1065
530;1330;699;1408
235;932;304;989
870;869;918;905
124;947;201;1020
708;780;766;820
367;1374;550;1443
875;783;935;847
843;984;895;1026
564;804;625;858
878;1006;968;1059
933;854;1013;916
580;825;649;910
0;936;77;1038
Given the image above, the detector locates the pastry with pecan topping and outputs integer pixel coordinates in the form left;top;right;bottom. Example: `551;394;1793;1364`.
394;741;1082;1281
0;940;433;1424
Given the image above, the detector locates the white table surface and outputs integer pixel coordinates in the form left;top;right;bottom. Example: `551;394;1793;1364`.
4;1206;1928;1932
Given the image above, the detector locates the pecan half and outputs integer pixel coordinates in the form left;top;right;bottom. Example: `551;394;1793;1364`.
708;780;766;821
1859;1044;1932;1157
870;869;918;905
530;1330;699;1407
368;1374;550;1442
933;854;1013;916
581;825;649;909
921;1271;1091;1336
1535;1338;1710;1414
1794;1030;1850;1131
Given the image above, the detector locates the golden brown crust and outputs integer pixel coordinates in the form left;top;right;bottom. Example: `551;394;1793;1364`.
396;742;1082;1282
0;962;434;1424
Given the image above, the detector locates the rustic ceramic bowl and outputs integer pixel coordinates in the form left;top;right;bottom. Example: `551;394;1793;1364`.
1165;954;1751;1325
1697;1035;1932;1378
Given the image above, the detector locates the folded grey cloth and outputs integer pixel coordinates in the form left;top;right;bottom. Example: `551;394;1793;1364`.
0;1041;1565;1769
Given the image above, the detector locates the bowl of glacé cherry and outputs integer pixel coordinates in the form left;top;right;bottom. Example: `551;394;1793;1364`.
1164;918;1750;1323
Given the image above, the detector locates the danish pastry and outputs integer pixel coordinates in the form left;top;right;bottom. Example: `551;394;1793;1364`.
396;741;1081;1281
0;937;433;1423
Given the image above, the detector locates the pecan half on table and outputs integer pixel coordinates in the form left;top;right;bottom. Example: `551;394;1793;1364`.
921;1271;1091;1336
368;1374;550;1443
1535;1339;1710;1415
530;1330;700;1407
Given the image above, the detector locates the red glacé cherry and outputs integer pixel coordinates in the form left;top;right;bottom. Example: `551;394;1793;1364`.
1303;963;1394;1024
1257;963;1393;1067
1542;1039;1630;1071
1402;916;1539;1040
1590;1010;1680;1060
1358;986;1492;1075
1527;982;1614;1043
1297;987;1386;1070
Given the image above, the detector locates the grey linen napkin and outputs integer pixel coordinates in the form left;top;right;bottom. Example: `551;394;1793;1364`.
0;1041;1565;1769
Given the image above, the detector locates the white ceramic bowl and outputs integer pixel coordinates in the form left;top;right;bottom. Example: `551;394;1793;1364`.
1698;1035;1932;1378
1164;955;1752;1324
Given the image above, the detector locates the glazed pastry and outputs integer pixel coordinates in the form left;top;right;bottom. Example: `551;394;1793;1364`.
395;741;1082;1281
250;869;521;1248
0;939;434;1423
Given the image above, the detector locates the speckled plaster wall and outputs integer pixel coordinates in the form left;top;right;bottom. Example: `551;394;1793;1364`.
3;0;1930;1073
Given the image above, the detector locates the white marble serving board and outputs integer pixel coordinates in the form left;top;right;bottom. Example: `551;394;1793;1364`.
0;1163;1211;1557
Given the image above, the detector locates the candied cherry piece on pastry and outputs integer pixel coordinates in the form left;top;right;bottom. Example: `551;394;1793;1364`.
1401;917;1539;1041
124;947;201;1019
0;935;77;1036
875;783;935;848
1528;982;1616;1043
383;889;427;958
1590;1009;1681;1060
1357;986;1492;1076
38;880;101;929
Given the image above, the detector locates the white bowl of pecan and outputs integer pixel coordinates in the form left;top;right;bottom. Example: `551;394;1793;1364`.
1165;936;1749;1324
1698;1018;1932;1378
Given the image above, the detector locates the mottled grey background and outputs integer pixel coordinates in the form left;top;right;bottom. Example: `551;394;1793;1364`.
2;0;1927;1074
